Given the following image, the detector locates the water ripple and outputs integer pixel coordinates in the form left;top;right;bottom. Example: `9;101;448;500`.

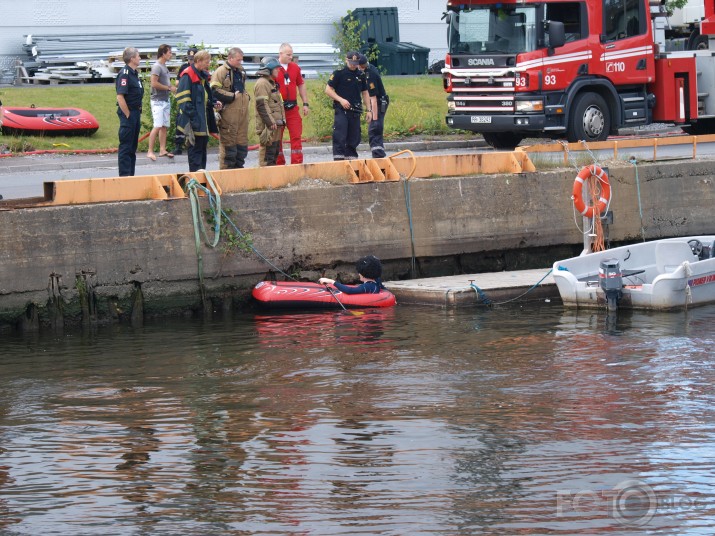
1;306;714;534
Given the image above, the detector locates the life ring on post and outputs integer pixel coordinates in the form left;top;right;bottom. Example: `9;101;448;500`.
572;164;611;218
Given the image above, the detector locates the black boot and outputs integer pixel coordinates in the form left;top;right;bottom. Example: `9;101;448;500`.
173;135;185;155
265;141;280;166
236;145;248;169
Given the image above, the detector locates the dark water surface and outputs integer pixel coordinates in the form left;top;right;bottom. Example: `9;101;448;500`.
1;304;714;535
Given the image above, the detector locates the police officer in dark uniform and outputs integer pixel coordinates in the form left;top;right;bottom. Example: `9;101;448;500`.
325;51;373;160
115;47;144;176
358;54;389;158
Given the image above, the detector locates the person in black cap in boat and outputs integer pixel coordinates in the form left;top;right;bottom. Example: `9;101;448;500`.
319;255;385;294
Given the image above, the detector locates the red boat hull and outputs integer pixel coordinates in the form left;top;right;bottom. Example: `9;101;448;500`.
1;107;99;136
252;281;397;309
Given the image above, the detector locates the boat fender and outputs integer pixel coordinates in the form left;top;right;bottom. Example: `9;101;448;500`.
572;164;611;218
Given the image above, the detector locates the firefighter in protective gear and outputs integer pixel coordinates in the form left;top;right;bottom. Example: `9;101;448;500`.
254;57;286;167
211;47;250;169
176;49;219;172
174;46;198;154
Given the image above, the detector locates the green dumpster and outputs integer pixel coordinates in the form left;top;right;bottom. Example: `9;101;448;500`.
347;7;400;44
373;42;430;75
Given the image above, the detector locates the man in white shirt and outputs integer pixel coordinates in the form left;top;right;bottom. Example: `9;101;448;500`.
147;44;176;160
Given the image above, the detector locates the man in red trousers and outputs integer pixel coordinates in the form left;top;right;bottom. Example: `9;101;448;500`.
275;43;310;165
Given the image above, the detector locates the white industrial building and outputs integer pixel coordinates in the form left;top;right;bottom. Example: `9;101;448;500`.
0;0;447;82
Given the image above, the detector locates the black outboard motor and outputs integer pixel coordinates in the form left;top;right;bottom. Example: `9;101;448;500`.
600;258;623;311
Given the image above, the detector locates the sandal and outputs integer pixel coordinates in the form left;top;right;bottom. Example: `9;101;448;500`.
158;152;174;158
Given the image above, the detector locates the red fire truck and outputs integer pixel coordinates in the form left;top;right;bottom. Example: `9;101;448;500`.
442;0;715;148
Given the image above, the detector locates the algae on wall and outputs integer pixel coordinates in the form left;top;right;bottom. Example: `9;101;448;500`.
1;159;713;329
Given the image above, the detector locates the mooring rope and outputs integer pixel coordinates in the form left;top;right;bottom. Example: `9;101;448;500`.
401;178;417;278
182;171;296;293
469;281;492;305
470;268;553;306
185;171;221;302
628;157;646;242
387;150;418;278
218;207;297;281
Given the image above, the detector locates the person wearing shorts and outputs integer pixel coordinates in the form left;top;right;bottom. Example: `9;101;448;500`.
147;44;176;160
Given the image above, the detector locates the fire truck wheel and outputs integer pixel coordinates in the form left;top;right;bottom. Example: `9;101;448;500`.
688;32;708;51
482;132;523;149
682;118;715;135
567;92;610;143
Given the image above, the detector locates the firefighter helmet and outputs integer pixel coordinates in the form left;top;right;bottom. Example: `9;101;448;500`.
260;57;281;71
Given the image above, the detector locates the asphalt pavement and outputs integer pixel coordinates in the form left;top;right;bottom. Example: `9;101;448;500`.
0;138;485;200
0;124;686;201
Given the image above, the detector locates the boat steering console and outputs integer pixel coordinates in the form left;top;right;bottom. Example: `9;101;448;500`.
688;239;715;260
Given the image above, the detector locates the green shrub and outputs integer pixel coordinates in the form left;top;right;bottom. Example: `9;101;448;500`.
309;74;336;141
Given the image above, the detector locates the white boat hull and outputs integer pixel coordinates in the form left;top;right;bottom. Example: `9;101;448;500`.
552;236;715;310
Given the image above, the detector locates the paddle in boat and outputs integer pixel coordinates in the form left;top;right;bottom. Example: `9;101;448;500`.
0;105;99;136
252;280;397;309
552;236;715;311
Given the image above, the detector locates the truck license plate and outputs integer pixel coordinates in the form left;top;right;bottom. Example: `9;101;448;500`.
471;116;492;124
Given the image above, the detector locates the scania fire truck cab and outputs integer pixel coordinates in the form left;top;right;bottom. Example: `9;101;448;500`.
442;0;715;148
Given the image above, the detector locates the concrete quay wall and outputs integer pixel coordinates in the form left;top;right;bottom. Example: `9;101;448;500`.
1;159;713;328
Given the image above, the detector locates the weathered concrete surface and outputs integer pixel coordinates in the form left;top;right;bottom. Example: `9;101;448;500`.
1;158;713;328
385;268;557;306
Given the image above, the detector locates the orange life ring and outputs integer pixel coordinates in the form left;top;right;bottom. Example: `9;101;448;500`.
572;164;611;218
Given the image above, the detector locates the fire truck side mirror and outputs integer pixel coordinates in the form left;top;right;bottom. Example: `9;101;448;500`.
547;20;566;51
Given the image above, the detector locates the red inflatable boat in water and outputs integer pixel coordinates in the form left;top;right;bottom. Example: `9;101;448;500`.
252;281;397;309
0;106;99;136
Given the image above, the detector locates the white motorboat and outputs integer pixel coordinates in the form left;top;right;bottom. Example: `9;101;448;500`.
552;236;715;310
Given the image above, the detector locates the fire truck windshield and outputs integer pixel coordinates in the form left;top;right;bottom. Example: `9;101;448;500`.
448;6;538;54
